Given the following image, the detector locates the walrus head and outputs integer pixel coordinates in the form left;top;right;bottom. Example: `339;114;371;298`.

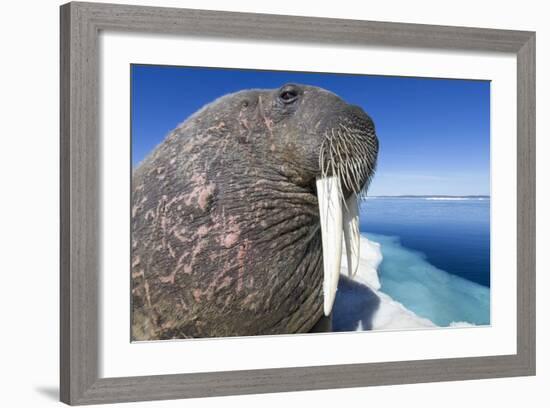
191;83;378;315
132;83;378;338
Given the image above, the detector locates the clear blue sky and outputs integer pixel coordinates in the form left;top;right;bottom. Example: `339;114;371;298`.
131;65;490;196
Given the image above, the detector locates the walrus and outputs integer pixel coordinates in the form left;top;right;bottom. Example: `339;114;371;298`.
131;83;378;340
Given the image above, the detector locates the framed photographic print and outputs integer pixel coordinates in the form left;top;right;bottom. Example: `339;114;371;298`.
60;1;536;405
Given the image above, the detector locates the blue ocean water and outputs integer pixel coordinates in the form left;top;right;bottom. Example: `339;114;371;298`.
360;197;491;326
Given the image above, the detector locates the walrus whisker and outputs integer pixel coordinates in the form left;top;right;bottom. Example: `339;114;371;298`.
319;123;377;200
337;129;352;190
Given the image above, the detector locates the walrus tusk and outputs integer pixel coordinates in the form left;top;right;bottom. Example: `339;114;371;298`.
316;176;343;316
343;193;360;278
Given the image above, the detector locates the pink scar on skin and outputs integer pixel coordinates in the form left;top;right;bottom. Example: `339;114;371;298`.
184;175;215;211
242;293;256;306
216;214;241;248
177;252;193;275
197;225;209;236
197;183;215;210
218;276;232;290
167;243;176;258
160;248;194;284
158;273;176;284
173;228;188;243
239;118;249;131
165;192;185;211
132;195;148;217
143;280;152;308
182;141;195;153
206;122;226;132
223;232;239;248
131;256;140;268
190;173;206;184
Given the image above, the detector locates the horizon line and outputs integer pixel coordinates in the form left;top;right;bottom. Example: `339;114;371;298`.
367;194;490;198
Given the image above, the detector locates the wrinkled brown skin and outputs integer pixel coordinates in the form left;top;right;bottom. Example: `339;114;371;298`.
131;84;376;340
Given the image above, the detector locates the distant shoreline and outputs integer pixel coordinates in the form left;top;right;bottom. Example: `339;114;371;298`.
367;195;490;199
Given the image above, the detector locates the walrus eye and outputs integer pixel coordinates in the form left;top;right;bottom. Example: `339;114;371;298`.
278;86;299;104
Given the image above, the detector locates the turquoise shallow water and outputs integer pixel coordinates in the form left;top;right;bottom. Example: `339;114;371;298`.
359;198;490;326
365;232;490;326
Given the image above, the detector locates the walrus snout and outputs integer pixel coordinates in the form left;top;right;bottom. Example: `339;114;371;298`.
318;103;378;198
315;101;378;315
347;104;369;118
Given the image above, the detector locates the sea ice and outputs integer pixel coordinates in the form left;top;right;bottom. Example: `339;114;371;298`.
369;233;490;326
334;235;435;331
332;234;490;332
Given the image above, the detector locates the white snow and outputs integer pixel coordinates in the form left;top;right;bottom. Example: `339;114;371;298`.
341;237;382;290
369;291;436;329
338;235;437;331
449;321;476;328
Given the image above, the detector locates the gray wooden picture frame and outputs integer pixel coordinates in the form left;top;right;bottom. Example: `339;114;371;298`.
60;1;536;405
